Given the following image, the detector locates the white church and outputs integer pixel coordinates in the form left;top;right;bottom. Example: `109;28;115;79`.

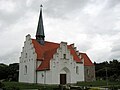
19;6;95;84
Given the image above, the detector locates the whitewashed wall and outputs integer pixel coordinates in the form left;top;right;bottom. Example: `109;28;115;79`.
19;34;37;83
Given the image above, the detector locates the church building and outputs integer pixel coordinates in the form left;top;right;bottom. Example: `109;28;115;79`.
19;6;95;84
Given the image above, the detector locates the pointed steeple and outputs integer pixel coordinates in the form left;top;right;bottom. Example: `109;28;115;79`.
36;5;45;45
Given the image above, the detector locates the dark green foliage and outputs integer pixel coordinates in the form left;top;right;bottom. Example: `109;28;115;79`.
0;63;19;81
3;82;58;90
95;59;120;81
0;82;4;88
0;63;8;80
7;63;19;81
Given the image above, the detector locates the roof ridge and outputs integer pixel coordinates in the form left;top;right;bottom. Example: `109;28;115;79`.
45;41;60;45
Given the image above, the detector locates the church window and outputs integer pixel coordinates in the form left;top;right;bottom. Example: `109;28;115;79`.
25;53;27;58
41;73;44;78
63;54;66;59
24;65;27;74
76;66;79;74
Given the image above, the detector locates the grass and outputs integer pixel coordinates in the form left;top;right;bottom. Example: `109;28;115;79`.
76;80;120;87
1;80;120;90
88;88;100;90
2;82;58;90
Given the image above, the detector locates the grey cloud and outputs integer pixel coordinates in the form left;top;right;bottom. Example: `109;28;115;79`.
0;51;19;64
110;37;120;60
43;0;89;18
79;9;119;35
111;37;120;58
110;51;120;60
105;0;120;8
43;0;120;18
111;44;120;52
0;0;29;31
78;43;92;52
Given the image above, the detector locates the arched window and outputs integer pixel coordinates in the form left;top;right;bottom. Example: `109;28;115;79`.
76;66;79;74
63;54;66;59
25;53;27;58
24;65;27;74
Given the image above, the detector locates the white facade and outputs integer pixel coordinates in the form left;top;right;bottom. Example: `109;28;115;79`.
19;34;85;84
19;35;37;83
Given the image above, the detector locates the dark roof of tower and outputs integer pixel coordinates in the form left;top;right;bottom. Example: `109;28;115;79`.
36;5;45;37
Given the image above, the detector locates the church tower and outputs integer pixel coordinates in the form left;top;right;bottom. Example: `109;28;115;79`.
36;5;45;45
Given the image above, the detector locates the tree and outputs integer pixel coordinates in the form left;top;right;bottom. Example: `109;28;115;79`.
95;59;120;81
7;63;19;81
0;63;19;81
0;63;8;80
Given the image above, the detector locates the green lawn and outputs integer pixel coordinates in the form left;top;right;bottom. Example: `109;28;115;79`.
76;80;120;87
2;82;58;90
1;81;120;90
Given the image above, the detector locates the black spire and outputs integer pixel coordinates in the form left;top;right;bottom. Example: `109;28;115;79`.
36;5;45;45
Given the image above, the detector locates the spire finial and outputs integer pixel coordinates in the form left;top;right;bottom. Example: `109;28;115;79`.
40;4;43;8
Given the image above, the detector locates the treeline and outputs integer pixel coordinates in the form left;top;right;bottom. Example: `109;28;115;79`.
0;60;120;82
95;59;120;81
0;63;19;81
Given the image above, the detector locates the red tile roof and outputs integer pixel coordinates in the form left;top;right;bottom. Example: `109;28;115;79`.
32;39;94;70
80;53;94;66
32;39;59;61
32;39;59;70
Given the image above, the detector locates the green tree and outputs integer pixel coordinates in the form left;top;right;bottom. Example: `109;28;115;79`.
0;63;19;81
0;63;8;80
95;59;120;81
7;63;19;81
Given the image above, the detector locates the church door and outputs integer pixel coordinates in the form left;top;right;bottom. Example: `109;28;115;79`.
60;74;66;84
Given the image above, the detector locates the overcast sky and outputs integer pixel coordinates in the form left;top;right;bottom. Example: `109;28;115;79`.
0;0;120;64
